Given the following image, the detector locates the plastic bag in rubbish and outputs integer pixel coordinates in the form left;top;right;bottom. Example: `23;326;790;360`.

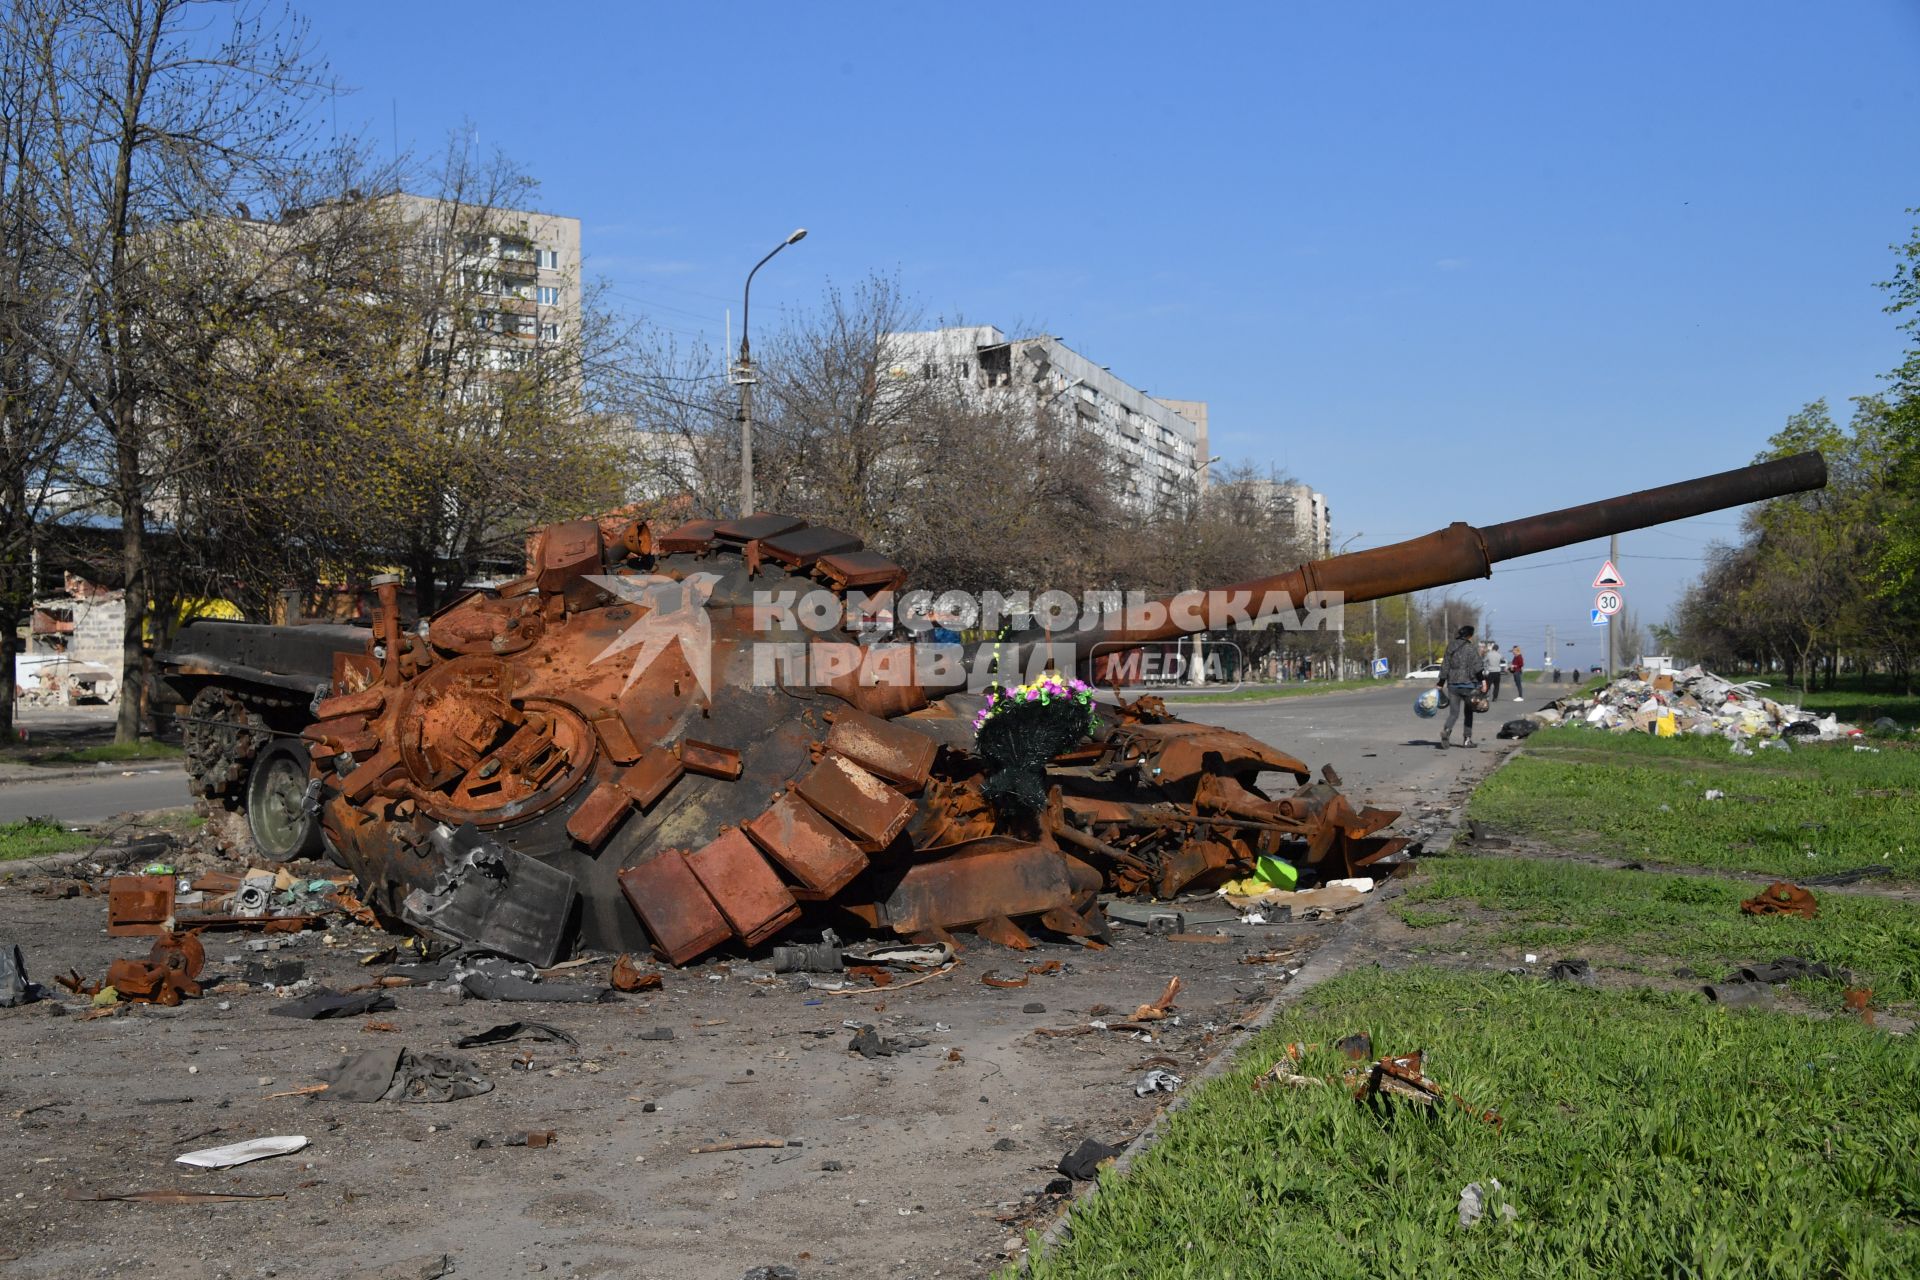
0;944;37;1007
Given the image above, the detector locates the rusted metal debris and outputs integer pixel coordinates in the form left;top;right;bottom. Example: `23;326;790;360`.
609;954;662;992
56;931;206;1006
106;871;334;937
156;455;1830;968
1255;1036;1501;1129
1741;882;1819;919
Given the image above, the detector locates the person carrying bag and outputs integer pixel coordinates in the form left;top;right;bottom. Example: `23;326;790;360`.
1437;625;1487;749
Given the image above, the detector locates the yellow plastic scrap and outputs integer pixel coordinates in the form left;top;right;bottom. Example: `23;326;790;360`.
1655;712;1676;737
92;986;119;1007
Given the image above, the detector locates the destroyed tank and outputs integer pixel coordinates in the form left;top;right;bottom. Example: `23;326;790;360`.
158;452;1828;967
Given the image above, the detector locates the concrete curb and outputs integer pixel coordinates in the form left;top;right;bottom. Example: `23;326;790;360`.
1025;900;1386;1265
1023;744;1524;1268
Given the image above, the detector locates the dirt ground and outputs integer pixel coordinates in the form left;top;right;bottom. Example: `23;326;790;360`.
0;708;1513;1280
0;651;1667;1278
0;846;1359;1280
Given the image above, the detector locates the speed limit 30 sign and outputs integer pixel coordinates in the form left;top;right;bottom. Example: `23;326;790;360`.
1595;589;1623;616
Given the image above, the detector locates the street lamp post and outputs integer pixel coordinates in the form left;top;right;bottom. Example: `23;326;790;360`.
1334;532;1363;680
732;227;807;517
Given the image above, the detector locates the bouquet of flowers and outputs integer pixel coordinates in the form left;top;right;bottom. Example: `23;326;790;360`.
972;674;1102;811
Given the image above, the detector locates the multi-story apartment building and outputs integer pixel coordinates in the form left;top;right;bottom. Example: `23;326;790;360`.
888;325;1207;511
1231;477;1331;558
375;192;583;372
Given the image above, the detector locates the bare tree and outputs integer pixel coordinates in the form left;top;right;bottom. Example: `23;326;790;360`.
26;0;329;740
617;326;736;518
0;0;95;732
360;131;630;611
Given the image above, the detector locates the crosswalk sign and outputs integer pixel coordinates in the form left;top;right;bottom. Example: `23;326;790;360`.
1591;608;1607;627
1593;560;1624;589
1372;657;1389;676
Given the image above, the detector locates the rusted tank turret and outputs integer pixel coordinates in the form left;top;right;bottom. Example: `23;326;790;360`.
160;452;1826;967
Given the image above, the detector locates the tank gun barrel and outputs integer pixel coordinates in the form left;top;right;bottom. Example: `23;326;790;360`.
1046;451;1826;661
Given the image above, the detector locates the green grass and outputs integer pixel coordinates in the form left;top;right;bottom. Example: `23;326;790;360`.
1400;855;1920;1004
1469;728;1920;878
1022;967;1920;1279
0;817;94;861
37;739;183;764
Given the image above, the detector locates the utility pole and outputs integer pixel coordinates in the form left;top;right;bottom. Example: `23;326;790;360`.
732;228;808;516
1403;594;1410;672
1606;532;1618;679
1545;623;1556;674
1371;597;1378;677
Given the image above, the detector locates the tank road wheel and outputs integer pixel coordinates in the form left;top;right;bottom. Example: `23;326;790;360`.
245;740;322;862
182;687;272;805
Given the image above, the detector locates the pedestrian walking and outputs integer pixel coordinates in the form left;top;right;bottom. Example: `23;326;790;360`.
1438;625;1486;749
1509;644;1525;700
1480;640;1504;701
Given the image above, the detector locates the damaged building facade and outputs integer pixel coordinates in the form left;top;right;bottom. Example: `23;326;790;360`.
887;325;1210;510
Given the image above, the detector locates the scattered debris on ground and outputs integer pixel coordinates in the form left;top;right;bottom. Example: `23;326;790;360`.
1538;667;1866;742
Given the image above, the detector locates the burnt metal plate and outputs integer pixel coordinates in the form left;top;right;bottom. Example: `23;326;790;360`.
107;875;177;937
825;708;937;790
879;840;1074;933
743;792;869;899
566;781;632;851
685;829;801;947
794;754;914;851
653;520;720;555
759;525;862;568
618;749;685;810
713;514;804;544
813;550;905;590
679;740;743;780
617;850;732;966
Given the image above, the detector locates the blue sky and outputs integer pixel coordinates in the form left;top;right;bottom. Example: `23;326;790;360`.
307;1;1920;667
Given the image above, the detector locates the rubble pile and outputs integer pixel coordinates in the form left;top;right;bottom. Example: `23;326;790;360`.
1537;667;1862;743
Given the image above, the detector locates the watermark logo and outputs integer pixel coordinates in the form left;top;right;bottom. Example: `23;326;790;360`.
1090;640;1247;690
586;572;722;699
581;578;1343;699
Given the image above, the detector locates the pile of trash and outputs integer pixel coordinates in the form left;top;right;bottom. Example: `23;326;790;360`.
1533;667;1861;743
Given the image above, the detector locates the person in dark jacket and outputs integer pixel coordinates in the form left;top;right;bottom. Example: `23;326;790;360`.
1438;625;1486;748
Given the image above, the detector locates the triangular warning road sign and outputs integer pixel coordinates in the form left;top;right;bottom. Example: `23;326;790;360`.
1593;560;1624;589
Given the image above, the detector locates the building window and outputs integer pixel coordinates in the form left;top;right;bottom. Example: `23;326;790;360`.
537;285;559;306
540;321;559;341
538;249;559;270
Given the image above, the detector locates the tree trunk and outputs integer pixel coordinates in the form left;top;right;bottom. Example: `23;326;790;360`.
0;603;16;739
116;473;147;743
0;496;26;741
411;545;439;617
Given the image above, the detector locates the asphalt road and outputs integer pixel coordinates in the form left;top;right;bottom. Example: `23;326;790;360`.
0;763;192;825
1172;675;1573;813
